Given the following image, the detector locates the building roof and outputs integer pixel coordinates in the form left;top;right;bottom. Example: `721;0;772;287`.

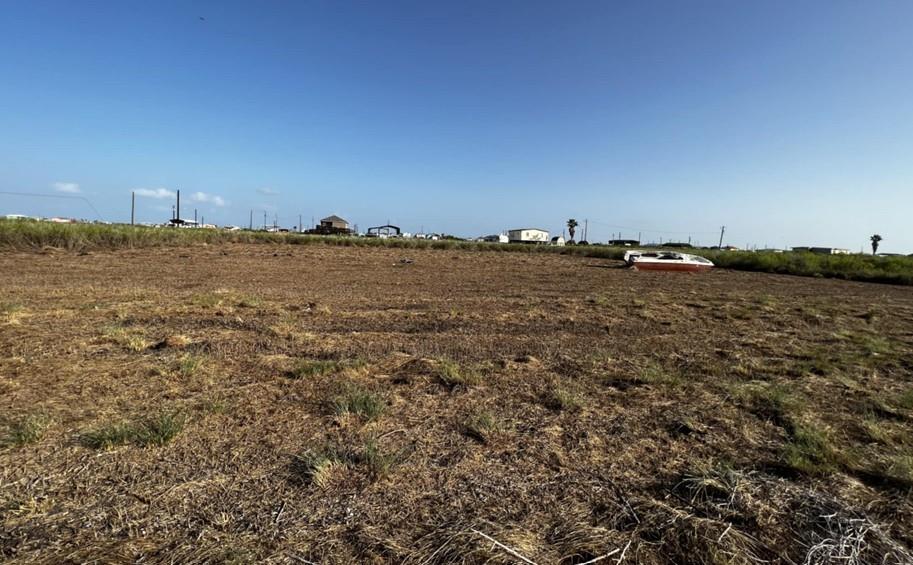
508;227;549;232
321;215;348;223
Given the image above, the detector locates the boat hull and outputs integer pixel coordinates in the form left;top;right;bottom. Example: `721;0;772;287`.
631;262;713;273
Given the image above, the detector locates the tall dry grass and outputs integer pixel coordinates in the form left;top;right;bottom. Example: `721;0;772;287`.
2;219;911;285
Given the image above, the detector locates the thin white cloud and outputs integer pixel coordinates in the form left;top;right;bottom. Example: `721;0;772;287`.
189;191;227;207
256;187;278;196
134;188;176;199
53;182;80;194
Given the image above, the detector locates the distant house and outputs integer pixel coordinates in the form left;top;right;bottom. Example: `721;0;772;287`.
481;234;509;243
550;235;566;247
320;215;349;230
608;239;640;247
307;215;352;235
791;246;850;255
508;228;549;244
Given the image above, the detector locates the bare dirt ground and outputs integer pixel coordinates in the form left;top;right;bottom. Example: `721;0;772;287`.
2;244;912;564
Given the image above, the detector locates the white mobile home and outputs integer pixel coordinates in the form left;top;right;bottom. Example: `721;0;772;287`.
508;228;549;244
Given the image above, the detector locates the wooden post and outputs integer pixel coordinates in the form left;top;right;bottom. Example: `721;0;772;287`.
131;191;135;225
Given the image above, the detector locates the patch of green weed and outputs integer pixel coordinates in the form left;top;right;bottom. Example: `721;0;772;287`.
332;385;385;421
2;413;52;447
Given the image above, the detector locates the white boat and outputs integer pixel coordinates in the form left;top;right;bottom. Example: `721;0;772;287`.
624;250;714;272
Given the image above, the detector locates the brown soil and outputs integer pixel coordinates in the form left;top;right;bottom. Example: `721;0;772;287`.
1;244;912;564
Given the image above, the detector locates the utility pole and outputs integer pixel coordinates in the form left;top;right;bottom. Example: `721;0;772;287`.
131;191;135;225
263;211;267;230
638;231;641;244
176;190;180;221
718;226;726;249
194;209;198;224
249;210;253;230
299;214;302;233
583;219;588;242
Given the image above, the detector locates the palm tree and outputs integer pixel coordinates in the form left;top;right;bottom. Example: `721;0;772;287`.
870;234;882;255
567;219;578;242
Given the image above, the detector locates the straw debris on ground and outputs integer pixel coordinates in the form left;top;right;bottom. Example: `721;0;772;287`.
1;243;912;563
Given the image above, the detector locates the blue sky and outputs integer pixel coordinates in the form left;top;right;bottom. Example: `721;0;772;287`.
1;1;911;251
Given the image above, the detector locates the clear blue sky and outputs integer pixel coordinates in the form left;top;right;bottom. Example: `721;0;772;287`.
2;1;911;251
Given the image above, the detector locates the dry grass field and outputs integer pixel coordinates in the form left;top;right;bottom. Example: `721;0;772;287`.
2;244;912;564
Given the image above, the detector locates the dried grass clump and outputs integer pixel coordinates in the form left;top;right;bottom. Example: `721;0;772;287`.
544;515;628;564
331;385;386;421
80;422;136;449
793;486;913;564
288;359;343;380
135;411;186;446
2;413;52;447
896;389;913;410
294;447;348;488
80;411;185;449
636;360;681;387
294;437;398;486
736;381;804;425
641;502;769;565
153;334;192;349
176;353;204;378
1;301;27;325
358;437;397;479
542;385;584;412
782;421;843;475
665;464;913;564
405;521;540;564
436;358;482;389
463;410;500;443
102;324;150;352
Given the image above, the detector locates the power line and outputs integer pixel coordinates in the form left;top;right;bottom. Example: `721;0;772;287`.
585;217;719;235
0;191;104;221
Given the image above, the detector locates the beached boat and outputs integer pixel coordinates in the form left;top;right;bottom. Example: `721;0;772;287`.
624;250;714;272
